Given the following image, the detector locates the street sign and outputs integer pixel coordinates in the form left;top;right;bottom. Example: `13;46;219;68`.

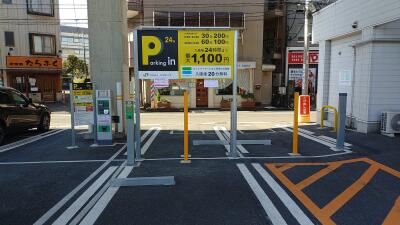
72;83;94;125
136;29;235;79
299;95;311;123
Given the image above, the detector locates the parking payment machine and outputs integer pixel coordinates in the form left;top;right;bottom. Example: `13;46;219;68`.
96;90;113;145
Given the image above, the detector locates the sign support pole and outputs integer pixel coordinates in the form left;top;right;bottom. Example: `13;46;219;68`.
92;85;98;146
67;83;78;149
133;30;142;161
290;92;300;156
181;91;190;163
229;30;239;158
126;101;136;166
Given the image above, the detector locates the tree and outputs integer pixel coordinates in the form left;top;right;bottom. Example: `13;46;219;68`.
62;55;89;79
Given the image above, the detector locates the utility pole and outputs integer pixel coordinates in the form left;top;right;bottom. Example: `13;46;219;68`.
302;0;310;95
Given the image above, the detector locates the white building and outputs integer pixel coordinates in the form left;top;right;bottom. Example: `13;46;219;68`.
0;0;62;102
312;0;400;133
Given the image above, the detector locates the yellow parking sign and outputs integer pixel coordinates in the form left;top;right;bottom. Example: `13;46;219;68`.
178;30;235;79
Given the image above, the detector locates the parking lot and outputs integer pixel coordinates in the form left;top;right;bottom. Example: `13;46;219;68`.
0;111;399;225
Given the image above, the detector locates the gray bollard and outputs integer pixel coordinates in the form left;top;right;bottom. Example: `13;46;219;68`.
126;101;135;166
336;93;347;149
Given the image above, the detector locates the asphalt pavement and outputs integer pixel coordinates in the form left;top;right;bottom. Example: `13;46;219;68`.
0;110;399;225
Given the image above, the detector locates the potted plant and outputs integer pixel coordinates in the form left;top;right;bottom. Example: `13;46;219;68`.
220;96;231;109
240;92;256;109
157;98;171;109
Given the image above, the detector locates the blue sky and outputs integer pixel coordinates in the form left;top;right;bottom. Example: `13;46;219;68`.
59;0;88;27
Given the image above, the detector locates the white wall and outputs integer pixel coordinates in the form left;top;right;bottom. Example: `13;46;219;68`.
313;0;400;42
314;0;400;133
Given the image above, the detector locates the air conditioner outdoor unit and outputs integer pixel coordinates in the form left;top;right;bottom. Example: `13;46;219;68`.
381;112;400;136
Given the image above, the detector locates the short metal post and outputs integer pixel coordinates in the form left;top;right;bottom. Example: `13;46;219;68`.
229;30;239;158
68;83;78;149
336;93;347;149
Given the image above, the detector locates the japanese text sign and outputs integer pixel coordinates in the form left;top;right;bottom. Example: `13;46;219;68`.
6;56;62;69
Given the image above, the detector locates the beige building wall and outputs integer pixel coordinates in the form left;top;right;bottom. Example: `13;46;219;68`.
0;0;61;85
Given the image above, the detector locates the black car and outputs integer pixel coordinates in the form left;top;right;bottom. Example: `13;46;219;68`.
0;87;51;144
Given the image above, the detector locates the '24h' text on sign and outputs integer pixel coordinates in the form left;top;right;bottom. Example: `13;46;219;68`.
137;29;235;79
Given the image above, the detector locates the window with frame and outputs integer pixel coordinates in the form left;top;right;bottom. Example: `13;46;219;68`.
200;12;214;27
29;33;56;55
170;12;184;26
2;0;12;4
158;80;189;96
230;12;244;28
185;12;199;27
27;0;54;16
154;11;169;26
5;31;15;47
215;12;229;27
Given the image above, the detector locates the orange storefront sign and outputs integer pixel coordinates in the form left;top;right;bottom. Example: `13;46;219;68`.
299;95;311;123
6;56;62;69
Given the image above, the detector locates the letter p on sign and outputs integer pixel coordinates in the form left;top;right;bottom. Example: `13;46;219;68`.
142;36;162;65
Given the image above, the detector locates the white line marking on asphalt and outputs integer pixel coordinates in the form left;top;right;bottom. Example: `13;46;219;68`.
78;166;134;225
298;128;314;135
33;145;126;225
237;164;288;225
213;126;244;157
52;166;118;225
0;129;64;153
220;127;249;154
280;126;351;151
318;135;352;147
0;159;124;165
238;122;271;124
124;127;157;155
69;162;127;225
142;123;161;126
142;150;353;160
141;127;161;155
252;163;315;225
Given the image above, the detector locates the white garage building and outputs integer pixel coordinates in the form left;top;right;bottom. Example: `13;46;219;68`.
312;0;400;133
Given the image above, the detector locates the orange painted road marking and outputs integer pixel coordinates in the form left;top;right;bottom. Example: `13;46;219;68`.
296;163;341;190
266;158;400;225
322;165;379;217
383;196;400;225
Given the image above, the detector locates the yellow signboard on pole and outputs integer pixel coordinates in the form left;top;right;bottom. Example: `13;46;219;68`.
137;29;235;80
178;30;235;79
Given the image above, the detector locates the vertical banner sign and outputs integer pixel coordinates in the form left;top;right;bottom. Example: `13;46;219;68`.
178;30;234;79
72;83;94;125
137;29;235;79
299;95;311;123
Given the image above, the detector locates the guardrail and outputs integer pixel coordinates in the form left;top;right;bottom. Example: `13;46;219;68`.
320;105;338;132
